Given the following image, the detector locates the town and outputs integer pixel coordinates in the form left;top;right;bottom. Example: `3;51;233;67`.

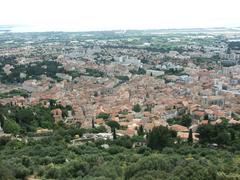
1;29;240;139
1;28;240;179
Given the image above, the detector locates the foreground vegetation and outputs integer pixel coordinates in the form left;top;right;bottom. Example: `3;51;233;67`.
1;104;240;179
1;129;240;180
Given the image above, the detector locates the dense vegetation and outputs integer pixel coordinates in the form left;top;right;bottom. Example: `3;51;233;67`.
0;60;65;84
115;75;129;82
0;102;73;134
1;106;240;179
0;104;54;134
132;104;141;112
85;68;105;77
165;69;184;76
197;122;240;150
129;68;146;75
0;89;29;99
96;112;110;120
228;41;240;50
167;114;192;127
1;125;240;179
147;126;177;150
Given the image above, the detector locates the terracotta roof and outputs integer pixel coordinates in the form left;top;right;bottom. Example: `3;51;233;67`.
182;101;189;107
205;109;214;114
51;108;62;114
213;110;225;117
170;124;188;132
214;119;222;124
200;120;208;125
194;111;205;117
95;118;104;124
210;105;221;111
177;132;199;140
119;122;130;126
144;123;155;131
229;119;240;124
117;128;136;137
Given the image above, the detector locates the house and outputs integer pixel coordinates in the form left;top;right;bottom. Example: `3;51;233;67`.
177;132;199;142
56;73;72;81
51;109;62;123
132;140;147;148
40;99;50;108
202;95;225;108
205;109;215;120
117;128;136;137
95;118;105;125
81;133;113;141
11;96;26;107
178;75;191;83
228;119;240;125
22;80;49;92
146;70;164;77
210;119;223;125
3;64;14;75
189;104;201;114
144;122;155;132
160;110;178;120
36;128;53;134
192;110;205;120
64;116;82;125
199;120;209;125
189;124;199;132
170;124;188;132
165;75;179;83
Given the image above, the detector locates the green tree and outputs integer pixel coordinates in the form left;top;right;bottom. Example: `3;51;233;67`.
197;124;215;144
49;99;57;108
115;75;129;81
215;131;231;145
113;128;117;140
0;164;14;180
96;112;110;120
197;123;231;145
3;119;21;135
181;114;192;127
114;136;133;148
92;117;95;128
15;108;35;131
137;125;145;136
167;114;192;127
86;68;105;77
147;126;176;150
106;121;120;140
130;68;146;75
132;104;141;112
188;129;193;144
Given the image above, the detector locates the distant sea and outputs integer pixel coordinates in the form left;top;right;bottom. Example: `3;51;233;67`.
0;25;67;33
1;25;240;33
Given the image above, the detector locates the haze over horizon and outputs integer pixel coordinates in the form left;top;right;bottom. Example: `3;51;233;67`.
1;0;240;32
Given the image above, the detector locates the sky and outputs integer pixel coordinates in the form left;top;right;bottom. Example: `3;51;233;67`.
0;0;240;31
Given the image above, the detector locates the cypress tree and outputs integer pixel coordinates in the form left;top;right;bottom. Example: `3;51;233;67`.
188;129;193;144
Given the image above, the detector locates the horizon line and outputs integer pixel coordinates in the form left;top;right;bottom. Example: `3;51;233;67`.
1;24;240;33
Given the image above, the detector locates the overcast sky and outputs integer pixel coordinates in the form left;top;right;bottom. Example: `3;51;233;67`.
1;0;240;31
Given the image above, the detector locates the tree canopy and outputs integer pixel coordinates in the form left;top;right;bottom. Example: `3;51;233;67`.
147;126;177;150
132;104;141;113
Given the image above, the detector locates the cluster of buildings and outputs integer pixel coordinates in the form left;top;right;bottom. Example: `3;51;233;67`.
1;31;240;142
